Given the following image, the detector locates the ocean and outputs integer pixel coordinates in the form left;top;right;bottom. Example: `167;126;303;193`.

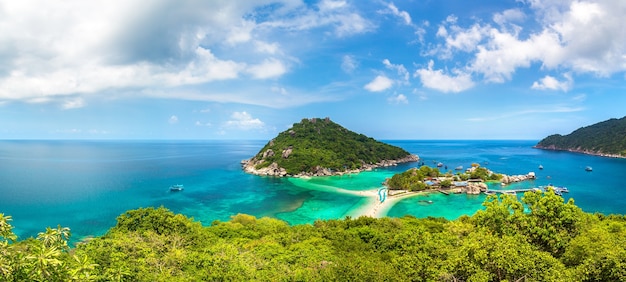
1;140;625;242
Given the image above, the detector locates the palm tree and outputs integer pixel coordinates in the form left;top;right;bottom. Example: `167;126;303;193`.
0;213;17;243
37;225;71;251
70;254;98;281
25;244;63;280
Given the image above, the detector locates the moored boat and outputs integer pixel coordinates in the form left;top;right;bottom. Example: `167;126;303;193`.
585;166;593;172
170;184;184;191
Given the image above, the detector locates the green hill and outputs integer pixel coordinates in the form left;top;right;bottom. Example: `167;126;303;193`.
535;116;626;157
242;117;418;176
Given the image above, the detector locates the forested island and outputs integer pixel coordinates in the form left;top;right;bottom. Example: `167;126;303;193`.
242;117;418;177
2;192;625;281
535;116;626;158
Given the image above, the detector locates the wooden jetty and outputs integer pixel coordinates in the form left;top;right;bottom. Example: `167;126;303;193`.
484;186;568;196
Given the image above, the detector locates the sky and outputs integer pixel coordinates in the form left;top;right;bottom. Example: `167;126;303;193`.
1;0;625;140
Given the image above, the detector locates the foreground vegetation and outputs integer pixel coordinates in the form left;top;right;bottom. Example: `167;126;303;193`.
2;191;626;281
536;115;626;157
248;117;413;174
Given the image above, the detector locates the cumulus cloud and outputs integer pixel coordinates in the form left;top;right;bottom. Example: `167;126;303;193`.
0;0;372;107
430;0;626;85
225;111;265;130
414;61;474;93
383;59;409;83
383;2;412;25
364;75;394;92
247;58;288;79
388;94;408;104
531;74;573;91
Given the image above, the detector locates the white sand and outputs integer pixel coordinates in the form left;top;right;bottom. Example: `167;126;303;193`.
348;189;427;218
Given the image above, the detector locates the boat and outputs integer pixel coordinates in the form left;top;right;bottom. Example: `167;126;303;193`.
585;166;593;172
538;165;543;170
437;162;443;167
455;166;463;170
170;184;184;191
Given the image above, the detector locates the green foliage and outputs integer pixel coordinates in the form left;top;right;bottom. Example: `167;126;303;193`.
251;118;413;174
2;194;626;281
536;115;626;156
386;167;428;191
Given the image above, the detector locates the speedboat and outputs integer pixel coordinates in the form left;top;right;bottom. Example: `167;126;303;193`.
538;165;543;170
170;184;184;191
585;166;593;172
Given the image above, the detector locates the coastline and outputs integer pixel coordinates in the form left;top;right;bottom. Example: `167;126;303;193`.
534;146;626;159
242;154;419;177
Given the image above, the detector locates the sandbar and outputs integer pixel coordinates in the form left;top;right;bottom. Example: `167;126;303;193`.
348;189;430;218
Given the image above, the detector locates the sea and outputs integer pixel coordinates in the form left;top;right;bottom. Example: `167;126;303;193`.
1;140;625;243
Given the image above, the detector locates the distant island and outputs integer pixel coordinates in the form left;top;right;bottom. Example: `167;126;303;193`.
535;116;626;158
242;117;418;177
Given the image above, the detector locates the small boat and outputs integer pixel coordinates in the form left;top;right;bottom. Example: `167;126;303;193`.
455;166;463;170
585;166;593;172
170;184;184;191
538;165;543;170
437;162;443;167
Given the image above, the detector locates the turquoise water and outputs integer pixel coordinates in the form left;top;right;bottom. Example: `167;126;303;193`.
1;140;625;242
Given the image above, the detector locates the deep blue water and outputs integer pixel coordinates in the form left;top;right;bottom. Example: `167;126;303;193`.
1;140;624;242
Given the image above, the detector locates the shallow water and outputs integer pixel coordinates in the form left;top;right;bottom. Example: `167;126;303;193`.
1;140;624;242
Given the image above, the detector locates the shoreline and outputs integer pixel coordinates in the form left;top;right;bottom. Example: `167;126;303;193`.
348;189;432;218
534;146;626;159
242;154;420;177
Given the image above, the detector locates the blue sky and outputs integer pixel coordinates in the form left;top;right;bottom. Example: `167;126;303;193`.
1;0;625;140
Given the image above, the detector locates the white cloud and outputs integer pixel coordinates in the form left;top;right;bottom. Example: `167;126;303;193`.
431;0;626;84
61;97;86;110
254;40;280;54
341;55;358;73
0;0;371;108
383;59;409;83
414;61;474;93
384;2;412;25
531;74;573;91
225;111;265;130
168;115;179;124
271;86;289;95
247;58;288;79
364;75;394;92
388;94;408;104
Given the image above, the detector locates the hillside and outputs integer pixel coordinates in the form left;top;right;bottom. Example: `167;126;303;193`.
242;117;418;176
535;116;626;158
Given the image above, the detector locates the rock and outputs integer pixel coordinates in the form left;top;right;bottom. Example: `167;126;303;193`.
262;149;275;158
282;147;293;159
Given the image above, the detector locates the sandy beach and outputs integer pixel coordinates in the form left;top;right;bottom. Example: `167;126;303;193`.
347;189;429;218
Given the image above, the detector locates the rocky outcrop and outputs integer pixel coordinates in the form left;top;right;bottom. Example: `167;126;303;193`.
466;182;487;194
501;172;536;185
241;160;288;177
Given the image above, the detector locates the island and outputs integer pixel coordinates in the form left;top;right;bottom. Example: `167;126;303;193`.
384;163;536;195
242;117;419;177
534;116;626;158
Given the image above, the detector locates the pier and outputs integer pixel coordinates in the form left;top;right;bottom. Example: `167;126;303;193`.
484;186;568;196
